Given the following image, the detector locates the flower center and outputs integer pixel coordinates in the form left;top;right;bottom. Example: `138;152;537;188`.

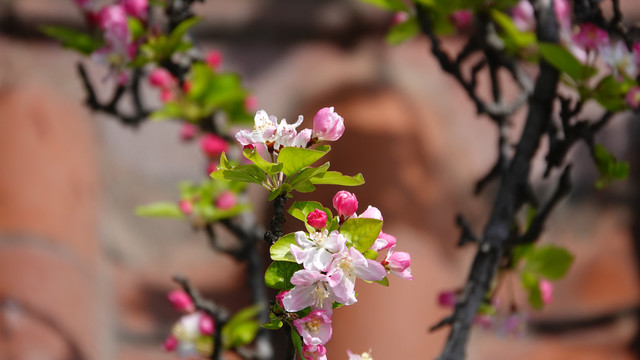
304;318;322;334
336;257;354;277
311;282;329;308
310;231;327;247
254;113;274;133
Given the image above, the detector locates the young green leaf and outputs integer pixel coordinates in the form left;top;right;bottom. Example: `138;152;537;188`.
291;327;304;359
525;244;574;280
264;261;302;290
386;17;419;45
309;171;365;186
135;202;184;219
277;146;330;177
243;148;283;175
375;276;390;287
527;283;544;310
211;164;267;184
538;42;596;82
270;233;297;262
340;218;383;252
40;26;103;55
358;0;408;11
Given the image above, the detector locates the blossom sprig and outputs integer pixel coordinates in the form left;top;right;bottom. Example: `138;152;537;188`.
263;191;413;358
212;108;364;201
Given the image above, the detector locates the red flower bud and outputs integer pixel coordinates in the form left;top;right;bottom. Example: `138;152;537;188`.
306;209;327;230
332;191;358;218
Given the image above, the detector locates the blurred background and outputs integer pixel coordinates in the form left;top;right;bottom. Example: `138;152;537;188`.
0;0;639;359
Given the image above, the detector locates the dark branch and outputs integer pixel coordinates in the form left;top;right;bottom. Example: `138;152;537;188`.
264;194;288;245
456;215;479;246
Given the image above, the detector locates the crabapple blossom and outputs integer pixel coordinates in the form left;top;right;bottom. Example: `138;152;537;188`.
122;0;148;20
503;312;529;337
474;314;494;330
167;312;214;357
291;230;345;272
627;87;640;109
391;11;409;26
307;209;327;230
205;50;223;69
149;68;176;89
275;290;288;308
449;10;473;30
200;133;229;157
512;0;534;32
198;313;215;335
168;290;195;312
329;245;386;305
371;231;396;251
303;345;328;360
180;123;198;141
539;279;553;305
554;0;571;30
293;310;332;346
358;205;383;221
332;191;358;219
600;41;637;78
162;334;178;351
347;350;374;360
236;110;305;151
381;246;413;280
437;290;457;308
215;191;237;210
573;23;609;51
282;269;343;313
312;107;345;142
178;199;193;215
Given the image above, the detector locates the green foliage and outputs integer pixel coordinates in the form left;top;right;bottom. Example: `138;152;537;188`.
270;233;297;262
340;218;384;252
386;16;420;45
291;327;304;359
375;276;390;287
261;312;283;330
264;261;302;290
211;164;268;184
538;43;597;83
308;171;365;186
243;148;283;175
517;244;573;309
593;144;630;189
477;302;497;316
277;146;331;177
490;9;536;52
592;75;636;112
363;249;378;260
289;162;330;193
135;202;184;218
358;0;408;11
135;17;200;65
221;305;262;349
40;26;103;55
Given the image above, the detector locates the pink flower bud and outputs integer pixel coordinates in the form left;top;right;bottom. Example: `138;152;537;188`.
332;191;358;218
205;50;223;69
391;11;409;25
633;42;640;63
199;313;215;335
180;123;198;141
200;134;229;158
554;0;571;29
573;23;609;51
207;162;218;175
98;5;127;31
373;232;396;251
182;80;192;93
149;68;176;89
160;88;175;103
215;191;237;210
449;10;473;30
359;205;383;221
167;290;195;313
512;0;535;31
162;334;178;352
122;0;148;20
244;95;258;112
302;344;327;360
312;107;345;142
473;314;494;330
539;279;553;305
306;209;327;230
276;290;289;309
627;87;640;109
179;200;193;215
437;291;457;308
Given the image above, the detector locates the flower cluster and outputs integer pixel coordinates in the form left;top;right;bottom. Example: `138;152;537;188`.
163;290;215;357
236;106;345;153
272;191;412;359
73;0;149;83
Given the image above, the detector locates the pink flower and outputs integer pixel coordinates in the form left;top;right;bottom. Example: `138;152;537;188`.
307;209;327;230
449;10;473;30
503;313;529;336
291;230;345;272
329;245;386;305
199;313;215;335
207;162;218;175
168;290;195;313
160;88;175;103
282;269;343;313
200;134;229;157
473;314;494;330
179;200;193;215
162;334;178;351
293;310;332;346
205;50;223;69
333;191;358;219
512;0;534;32
381;246;413;280
371;232;396;251
122;0;148;20
347;350;374;360
391;12;409;25
149;68;176;89
180;123;198;141
235;110;304;151
302;345;327;360
312;107;345;142
627;87;640;109
244;95;258;112
215;191;237;210
169;312;214;357
600;41;637;78
276;290;288;309
633;42;640;63
539;279;553;305
554;0;571;30
573;23;609;51
98;5;127;32
359;205;383;221
437;291;457;308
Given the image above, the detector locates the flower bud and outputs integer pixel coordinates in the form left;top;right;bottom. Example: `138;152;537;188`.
200;134;229;158
149;68;176;89
449;10;473;30
160;88;175;103
215;191;237;210
205;50;222;69
303;344;327;360
512;0;534;31
306;209;327;230
539;279;553;305
199;313;215;335
207;162;218;175
437;291;457;308
312;107;345;142
179;200;193;215
180;123;198;141
162;334;178;352
122;0;148;20
359;206;383;221
332;191;358;218
276;290;289;309
168;290;195;313
573;23;609;51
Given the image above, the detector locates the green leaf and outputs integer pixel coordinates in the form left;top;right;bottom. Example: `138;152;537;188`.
261;313;283;330
309;171;365;186
270;233;297;262
363;249;378;260
277;146;330;177
528;283;544;309
289;162;330;192
166;16;200;54
525;244;574;280
264;261;302;290
135;202;184;219
291;327;304;359
375;276;389;287
340;218;383;252
211;164;267;184
520;270;539;291
221;319;260;349
538;42;596;82
490;9;536;49
512;243;534;266
358;0;408;11
477;302;497;316
243;148;283;175
127;17;146;39
593;144;630;188
40;26;103;55
150;102;184;121
593;75;635;111
386;17;419;45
